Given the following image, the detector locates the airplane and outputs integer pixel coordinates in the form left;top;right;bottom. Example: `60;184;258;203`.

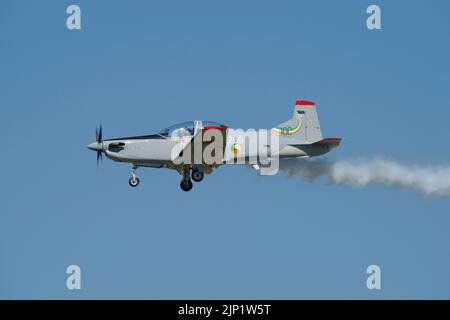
87;100;341;191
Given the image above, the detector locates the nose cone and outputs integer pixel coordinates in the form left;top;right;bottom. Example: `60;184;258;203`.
87;142;102;151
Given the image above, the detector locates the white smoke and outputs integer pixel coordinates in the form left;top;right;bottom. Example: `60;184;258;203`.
279;157;450;197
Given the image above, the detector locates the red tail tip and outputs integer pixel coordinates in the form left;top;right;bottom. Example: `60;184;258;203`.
296;100;316;106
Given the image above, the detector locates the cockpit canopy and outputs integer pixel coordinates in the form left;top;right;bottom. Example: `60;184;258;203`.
158;121;227;138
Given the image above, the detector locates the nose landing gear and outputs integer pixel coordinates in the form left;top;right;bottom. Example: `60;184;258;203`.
129;165;140;187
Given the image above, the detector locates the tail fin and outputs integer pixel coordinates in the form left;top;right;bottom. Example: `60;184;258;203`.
272;100;323;144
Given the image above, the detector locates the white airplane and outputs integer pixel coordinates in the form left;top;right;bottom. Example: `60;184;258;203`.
88;100;341;191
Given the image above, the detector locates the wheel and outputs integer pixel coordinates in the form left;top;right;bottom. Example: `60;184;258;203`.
191;170;204;182
129;176;140;187
180;178;193;192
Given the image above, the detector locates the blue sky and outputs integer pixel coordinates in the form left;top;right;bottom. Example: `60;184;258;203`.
1;0;450;299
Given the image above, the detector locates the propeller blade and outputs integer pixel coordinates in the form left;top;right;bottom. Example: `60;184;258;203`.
96;124;103;143
95;124;104;166
96;151;102;165
99;124;103;142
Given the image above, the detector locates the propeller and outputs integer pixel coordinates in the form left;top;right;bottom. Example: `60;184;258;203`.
95;124;103;165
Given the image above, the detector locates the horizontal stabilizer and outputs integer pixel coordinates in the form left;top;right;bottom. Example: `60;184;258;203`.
311;137;342;148
289;137;342;149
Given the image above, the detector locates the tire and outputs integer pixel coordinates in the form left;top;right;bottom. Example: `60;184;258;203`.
191;170;204;182
129;177;140;187
180;179;193;192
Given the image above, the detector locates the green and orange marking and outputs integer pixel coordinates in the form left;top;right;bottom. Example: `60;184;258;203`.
271;118;303;135
231;143;241;155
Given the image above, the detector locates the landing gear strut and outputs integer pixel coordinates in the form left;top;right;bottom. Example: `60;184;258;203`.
129;165;140;187
180;168;193;192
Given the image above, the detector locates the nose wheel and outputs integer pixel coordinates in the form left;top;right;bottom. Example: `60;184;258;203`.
129;176;140;187
129;165;140;187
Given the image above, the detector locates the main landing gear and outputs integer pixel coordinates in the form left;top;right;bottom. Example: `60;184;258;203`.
129;165;140;187
191;169;204;182
179;168;204;192
180;178;193;192
180;168;193;192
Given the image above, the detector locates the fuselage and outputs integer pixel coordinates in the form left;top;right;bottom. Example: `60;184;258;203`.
88;127;333;168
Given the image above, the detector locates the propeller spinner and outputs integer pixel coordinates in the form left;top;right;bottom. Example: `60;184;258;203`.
87;125;105;165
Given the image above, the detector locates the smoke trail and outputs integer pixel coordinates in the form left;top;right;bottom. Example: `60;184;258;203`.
279;157;450;197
